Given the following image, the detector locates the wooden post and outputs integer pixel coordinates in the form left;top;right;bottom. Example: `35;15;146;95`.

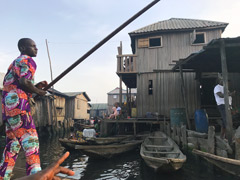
119;75;123;106
167;122;171;137
208;126;215;154
45;39;54;88
181;125;187;147
163;116;166;133
176;127;181;145
179;66;191;130
126;87;129;116
235;126;240;160
133;122;136;136
129;88;132;117
219;40;233;143
173;125;177;141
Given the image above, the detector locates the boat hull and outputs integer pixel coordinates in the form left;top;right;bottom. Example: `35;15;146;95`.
140;131;186;172
193;149;240;177
76;140;142;159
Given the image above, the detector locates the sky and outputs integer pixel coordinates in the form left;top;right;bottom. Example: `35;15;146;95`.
0;0;239;103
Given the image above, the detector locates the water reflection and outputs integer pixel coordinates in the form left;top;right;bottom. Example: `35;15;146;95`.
0;135;239;180
81;151;140;180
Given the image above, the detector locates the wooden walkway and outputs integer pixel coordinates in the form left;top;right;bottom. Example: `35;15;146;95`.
101;118;170;136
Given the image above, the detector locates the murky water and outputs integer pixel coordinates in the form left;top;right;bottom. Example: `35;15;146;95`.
0;135;239;180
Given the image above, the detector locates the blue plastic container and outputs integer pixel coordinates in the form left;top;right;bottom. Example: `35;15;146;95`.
170;108;187;127
194;109;209;133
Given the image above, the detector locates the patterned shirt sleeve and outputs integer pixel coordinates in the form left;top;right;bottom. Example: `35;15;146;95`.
12;57;36;83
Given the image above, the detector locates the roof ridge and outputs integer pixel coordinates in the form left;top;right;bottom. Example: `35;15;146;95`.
129;18;228;35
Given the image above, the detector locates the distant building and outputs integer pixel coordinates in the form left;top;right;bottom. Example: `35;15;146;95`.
64;92;91;120
107;87;137;114
90;103;108;119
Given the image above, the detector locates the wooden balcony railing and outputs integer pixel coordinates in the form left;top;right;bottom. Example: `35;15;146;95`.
117;54;137;73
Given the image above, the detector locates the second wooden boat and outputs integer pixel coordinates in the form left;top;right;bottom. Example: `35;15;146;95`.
193;149;240;177
59;135;132;150
140;131;186;172
75;140;143;159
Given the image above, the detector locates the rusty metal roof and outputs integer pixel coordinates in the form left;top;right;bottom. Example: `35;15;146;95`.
172;37;240;73
129;18;228;35
64;92;91;101
107;87;137;95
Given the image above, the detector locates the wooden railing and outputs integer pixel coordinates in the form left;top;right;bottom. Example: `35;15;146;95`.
117;54;137;73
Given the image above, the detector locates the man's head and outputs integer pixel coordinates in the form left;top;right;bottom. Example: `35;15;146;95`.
18;38;38;57
218;78;223;85
114;102;119;107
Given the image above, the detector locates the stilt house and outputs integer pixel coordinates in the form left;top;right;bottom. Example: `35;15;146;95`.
117;18;228;119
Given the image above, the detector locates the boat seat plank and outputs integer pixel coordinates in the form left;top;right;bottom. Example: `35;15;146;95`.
145;145;172;148
148;137;168;140
143;150;180;154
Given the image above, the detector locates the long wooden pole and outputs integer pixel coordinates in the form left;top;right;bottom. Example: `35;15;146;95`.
45;39;54;88
179;65;191;130
43;0;161;91
219;39;233;143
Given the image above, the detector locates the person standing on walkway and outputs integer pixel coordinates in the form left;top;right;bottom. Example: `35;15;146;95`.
0;38;48;179
214;77;235;139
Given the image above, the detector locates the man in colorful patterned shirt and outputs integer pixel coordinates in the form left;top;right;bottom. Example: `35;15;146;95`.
0;38;48;179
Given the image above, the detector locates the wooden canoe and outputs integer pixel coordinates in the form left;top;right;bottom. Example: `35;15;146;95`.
75;140;143;159
193;149;240;177
59;138;87;150
140;131;186;172
59;135;132;150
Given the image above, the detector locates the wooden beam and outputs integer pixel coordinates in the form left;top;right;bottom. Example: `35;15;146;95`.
220;39;233;144
204;42;240;49
119;75;123;106
179;66;192;130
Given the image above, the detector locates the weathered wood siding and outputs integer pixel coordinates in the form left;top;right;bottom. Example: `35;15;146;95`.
33;96;55;127
136;29;222;72
137;72;199;118
74;94;90;120
53;96;65;122
65;97;75;119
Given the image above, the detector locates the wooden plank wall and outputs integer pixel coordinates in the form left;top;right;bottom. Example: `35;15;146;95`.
76;94;89;120
33;96;54;128
137;72;199;118
136;29;222;72
65;97;75;119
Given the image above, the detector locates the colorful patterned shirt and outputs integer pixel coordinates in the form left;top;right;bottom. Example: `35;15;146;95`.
2;55;36;121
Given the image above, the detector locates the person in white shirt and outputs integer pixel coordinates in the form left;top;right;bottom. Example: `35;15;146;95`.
115;102;122;117
214;78;235;139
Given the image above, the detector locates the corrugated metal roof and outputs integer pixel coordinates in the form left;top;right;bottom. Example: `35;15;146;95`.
107;87;137;95
91;103;108;110
48;88;69;97
0;72;5;90
64;92;91;101
172;37;240;72
48;89;91;101
129;18;228;35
